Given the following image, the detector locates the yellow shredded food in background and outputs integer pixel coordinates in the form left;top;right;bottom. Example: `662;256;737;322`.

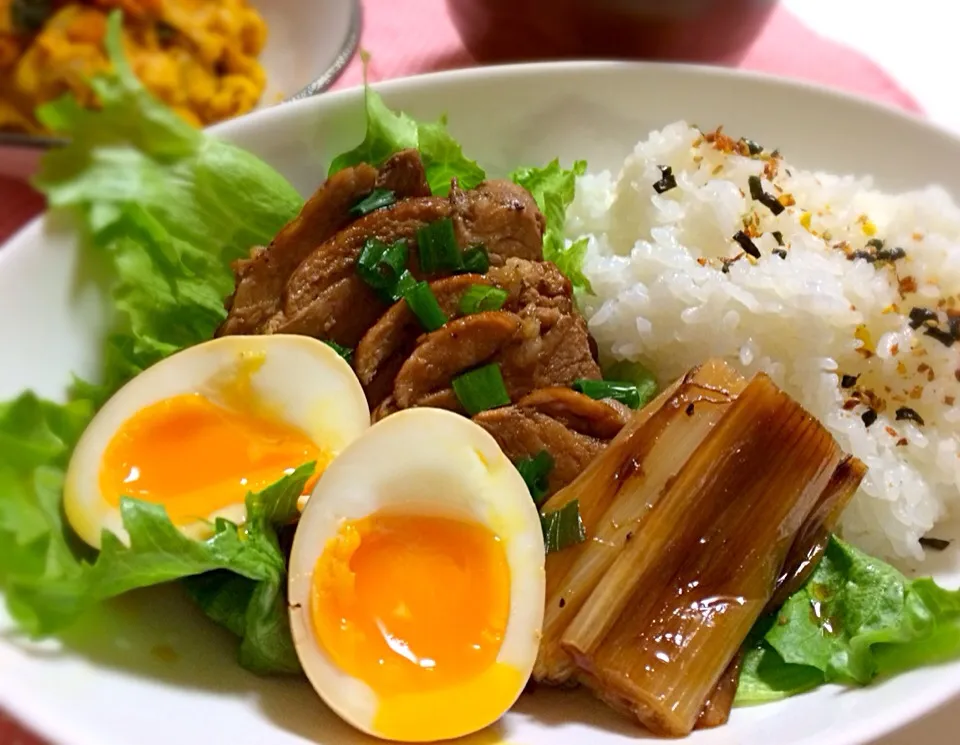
0;0;267;134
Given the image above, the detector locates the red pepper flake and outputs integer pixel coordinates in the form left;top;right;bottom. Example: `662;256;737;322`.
843;399;859;411
778;193;796;208
955;369;960;383
862;390;886;412
910;385;923;400
912;232;924;241
891;343;900;356
857;348;875;359
705;127;737;153
697;257;707;266
946;395;956;406
918;362;931;373
885;426;899;438
896;437;909;447
899;276;918;295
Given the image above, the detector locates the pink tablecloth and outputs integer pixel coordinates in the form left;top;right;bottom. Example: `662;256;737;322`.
0;2;923;743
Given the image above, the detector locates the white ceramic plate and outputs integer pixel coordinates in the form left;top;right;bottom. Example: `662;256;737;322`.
0;0;361;178
2;62;959;745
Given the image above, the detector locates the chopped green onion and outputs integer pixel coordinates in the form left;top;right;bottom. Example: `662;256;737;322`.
417;218;461;273
458;284;508;315
357;237;409;292
403;280;448;331
322;340;353;362
452;363;511;415
602;360;659;409
391;269;418;302
515;450;554;505
572;379;642;410
462;245;490;274
350;188;396;217
541;500;586;554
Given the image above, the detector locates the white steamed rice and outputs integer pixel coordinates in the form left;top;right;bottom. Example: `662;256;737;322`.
568;121;960;564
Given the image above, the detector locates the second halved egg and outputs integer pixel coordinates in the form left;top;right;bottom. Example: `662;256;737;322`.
288;408;546;743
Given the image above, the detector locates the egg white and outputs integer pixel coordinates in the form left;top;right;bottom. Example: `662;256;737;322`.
64;334;370;549
288;407;546;742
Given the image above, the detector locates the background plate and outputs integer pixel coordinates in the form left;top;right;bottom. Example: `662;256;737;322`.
1;61;959;745
0;0;361;177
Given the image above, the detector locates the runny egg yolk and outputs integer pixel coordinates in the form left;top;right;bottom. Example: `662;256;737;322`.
99;393;323;523
311;513;521;741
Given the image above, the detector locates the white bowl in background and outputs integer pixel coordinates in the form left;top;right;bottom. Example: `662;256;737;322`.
2;62;960;745
0;0;361;179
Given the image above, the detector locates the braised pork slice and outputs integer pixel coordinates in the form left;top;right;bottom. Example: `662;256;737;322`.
516;387;629;440
274;180;545;346
380;309;601;419
354;273;490;405
355;259;582;408
375;149;432;197
450;180;546;264
474;388;627;497
392;312;523;409
217;149;429;337
498;312;601;397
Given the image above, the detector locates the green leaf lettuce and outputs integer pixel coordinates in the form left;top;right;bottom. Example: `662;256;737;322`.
328;67;484;196
510;159;591;292
0;10;307;674
737;536;960;703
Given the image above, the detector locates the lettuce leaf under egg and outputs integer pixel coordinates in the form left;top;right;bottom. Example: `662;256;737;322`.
0;11;306;673
4;446;311;674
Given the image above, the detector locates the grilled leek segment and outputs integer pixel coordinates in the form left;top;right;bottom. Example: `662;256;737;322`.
535;360;865;737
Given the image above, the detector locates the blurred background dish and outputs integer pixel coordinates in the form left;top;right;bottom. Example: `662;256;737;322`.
447;0;777;65
0;0;360;154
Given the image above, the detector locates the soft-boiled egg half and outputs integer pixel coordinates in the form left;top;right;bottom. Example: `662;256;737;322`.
64;335;370;548
289;408;545;742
